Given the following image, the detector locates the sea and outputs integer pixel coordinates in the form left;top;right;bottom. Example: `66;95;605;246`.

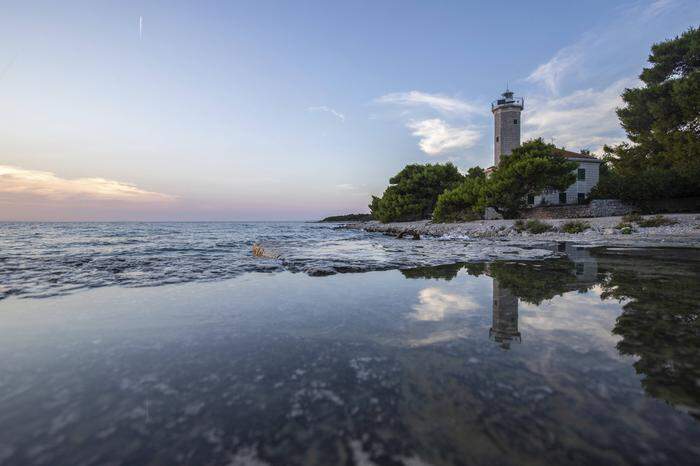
0;222;699;465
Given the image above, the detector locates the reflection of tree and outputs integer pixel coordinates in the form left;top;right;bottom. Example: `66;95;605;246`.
400;248;700;419
487;260;593;305
598;257;700;419
401;257;594;305
400;262;466;281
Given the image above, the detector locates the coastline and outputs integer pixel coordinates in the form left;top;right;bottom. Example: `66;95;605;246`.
344;213;700;248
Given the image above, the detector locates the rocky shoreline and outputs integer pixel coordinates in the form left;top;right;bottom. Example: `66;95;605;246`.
344;213;700;248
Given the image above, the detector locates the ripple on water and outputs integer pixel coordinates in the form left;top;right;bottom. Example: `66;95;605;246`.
0;222;556;299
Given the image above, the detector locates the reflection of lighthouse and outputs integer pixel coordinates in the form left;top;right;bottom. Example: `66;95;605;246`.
489;279;521;350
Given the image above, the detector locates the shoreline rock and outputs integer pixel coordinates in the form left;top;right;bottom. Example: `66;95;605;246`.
343;213;700;248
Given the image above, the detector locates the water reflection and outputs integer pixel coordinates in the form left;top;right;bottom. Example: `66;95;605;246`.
489;276;520;349
403;244;700;420
1;246;698;465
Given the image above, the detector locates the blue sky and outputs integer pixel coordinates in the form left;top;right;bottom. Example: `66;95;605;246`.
0;0;697;220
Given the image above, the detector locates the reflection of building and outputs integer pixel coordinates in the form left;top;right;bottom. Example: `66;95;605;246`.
489;279;521;350
558;243;599;283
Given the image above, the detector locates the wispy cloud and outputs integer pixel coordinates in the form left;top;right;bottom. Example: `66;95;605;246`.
525;0;692;95
526;48;582;95
308;106;345;122
0;165;174;202
524;78;635;153
408;119;481;156
376;91;482;116
335;183;370;197
138;16;143;39
521;0;697;152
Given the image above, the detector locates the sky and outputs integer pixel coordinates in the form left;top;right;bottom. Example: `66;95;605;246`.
0;0;698;221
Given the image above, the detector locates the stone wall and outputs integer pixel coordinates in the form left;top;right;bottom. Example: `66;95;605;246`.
522;199;635;219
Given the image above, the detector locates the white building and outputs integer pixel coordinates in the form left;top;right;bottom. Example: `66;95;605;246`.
490;90;603;206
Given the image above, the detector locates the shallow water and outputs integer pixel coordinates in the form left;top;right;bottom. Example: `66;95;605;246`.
1;246;699;465
0;222;555;299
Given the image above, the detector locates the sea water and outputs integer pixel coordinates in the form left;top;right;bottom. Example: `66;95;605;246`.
0;223;699;465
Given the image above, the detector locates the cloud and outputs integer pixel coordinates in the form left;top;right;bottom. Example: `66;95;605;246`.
376;91;482;116
525;0;697;97
407;119;481;156
410;287;480;321
526;47;582;95
523;78;636;152
0;165;174;203
336;183;356;190
308;106;345;122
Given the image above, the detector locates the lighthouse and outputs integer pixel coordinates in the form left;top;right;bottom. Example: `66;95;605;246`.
492;89;524;166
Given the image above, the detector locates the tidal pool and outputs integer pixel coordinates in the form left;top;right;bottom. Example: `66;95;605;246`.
1;246;699;465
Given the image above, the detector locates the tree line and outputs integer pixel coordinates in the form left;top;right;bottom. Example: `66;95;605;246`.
369;27;700;223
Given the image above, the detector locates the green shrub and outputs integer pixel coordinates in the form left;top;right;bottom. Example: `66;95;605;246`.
615;222;633;230
622;212;642;223
514;219;553;234
369;163;464;223
620;226;634;235
637;215;678;228
561;221;590;234
433;175;485;223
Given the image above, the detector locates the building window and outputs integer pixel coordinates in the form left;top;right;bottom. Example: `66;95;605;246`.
578;193;586;204
527;194;534;205
496;136;499;142
576;263;585;275
577;168;586;181
513;119;518;124
559;192;567;204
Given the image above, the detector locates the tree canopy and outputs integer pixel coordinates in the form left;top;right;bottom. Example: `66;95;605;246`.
433;139;577;221
478;139;577;218
369;163;463;222
592;27;700;201
432;167;486;222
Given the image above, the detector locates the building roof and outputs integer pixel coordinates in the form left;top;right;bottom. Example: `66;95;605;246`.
553;149;603;162
485;148;602;172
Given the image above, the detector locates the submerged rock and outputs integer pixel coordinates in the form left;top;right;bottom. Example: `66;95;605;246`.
252;244;280;259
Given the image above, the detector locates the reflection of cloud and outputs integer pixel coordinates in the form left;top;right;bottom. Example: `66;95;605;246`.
411;287;480;321
407;119;480;156
0;165;174;202
405;328;473;347
519;286;624;358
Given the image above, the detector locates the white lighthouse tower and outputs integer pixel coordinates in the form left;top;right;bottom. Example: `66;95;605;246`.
492;89;524;166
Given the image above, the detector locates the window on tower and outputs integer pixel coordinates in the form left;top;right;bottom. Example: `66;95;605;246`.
513;119;518;124
496;136;499;142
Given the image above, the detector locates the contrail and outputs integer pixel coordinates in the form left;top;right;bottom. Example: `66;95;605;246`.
139;16;143;39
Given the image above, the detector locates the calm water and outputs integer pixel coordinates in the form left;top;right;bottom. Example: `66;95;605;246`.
0;224;699;465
